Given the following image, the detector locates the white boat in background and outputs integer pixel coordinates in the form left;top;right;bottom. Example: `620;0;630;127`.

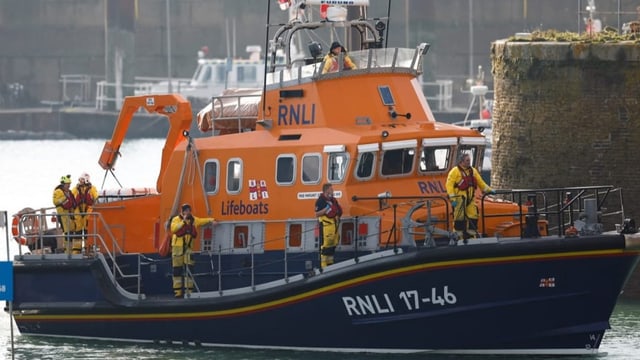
135;46;268;105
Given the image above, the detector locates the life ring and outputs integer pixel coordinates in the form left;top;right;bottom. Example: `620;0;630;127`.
11;207;40;245
11;215;20;238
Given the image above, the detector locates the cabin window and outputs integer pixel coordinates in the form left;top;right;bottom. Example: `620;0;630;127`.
276;154;296;185
419;147;450;172
381;148;415;176
227;158;242;194
215;64;225;82
327;152;349;182
204;160;219;193
355;152;375;179
288;223;303;248
302;153;321;184
200;66;212;83
340;221;354;246
233;225;249;248
237;65;257;82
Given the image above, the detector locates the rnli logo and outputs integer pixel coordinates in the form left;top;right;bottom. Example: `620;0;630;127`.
417;181;446;194
278;103;316;126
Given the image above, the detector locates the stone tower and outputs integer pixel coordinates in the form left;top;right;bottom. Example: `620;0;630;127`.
491;39;640;220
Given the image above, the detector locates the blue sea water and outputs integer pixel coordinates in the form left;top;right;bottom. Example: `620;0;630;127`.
1;139;639;359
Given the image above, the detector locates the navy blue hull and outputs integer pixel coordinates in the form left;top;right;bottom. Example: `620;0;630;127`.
10;234;640;353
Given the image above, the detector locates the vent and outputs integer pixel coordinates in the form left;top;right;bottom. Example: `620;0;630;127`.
280;89;304;98
279;134;302;141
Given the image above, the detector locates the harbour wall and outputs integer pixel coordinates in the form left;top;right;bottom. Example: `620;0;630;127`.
491;40;640;298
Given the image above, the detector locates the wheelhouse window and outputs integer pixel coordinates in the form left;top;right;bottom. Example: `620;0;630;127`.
302;153;321;184
227;158;242;194
324;145;349;183
276;154;296;185
419;137;456;173
381;140;417;176
459;137;486;170
204;160;219;193
354;143;378;180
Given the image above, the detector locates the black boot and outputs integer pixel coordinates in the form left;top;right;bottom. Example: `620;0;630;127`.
454;220;466;241
467;219;479;238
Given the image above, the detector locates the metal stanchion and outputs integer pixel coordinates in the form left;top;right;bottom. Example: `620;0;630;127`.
1;211;16;360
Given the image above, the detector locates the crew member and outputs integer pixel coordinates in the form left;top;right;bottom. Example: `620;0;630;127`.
314;183;343;268
73;172;98;240
445;153;495;241
171;203;217;298
53;175;79;254
322;41;357;74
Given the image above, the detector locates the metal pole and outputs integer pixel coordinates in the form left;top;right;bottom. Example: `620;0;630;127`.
618;0;621;33
3;211;15;360
166;0;172;93
468;0;473;82
578;0;581;34
405;0;409;48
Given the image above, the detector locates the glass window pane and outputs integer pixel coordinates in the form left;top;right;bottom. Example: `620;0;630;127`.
328;152;349;182
227;160;242;193
355;152;375;179
277;156;295;184
302;154;320;183
381;148;414;175
420;147;450;172
204;161;218;192
288;223;302;247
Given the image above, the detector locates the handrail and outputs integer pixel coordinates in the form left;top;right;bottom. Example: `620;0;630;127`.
352;194;453;247
95;78;191;111
13;209;145;298
479;185;625;238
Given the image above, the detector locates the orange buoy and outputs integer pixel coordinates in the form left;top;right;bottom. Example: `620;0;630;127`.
12;207;40;246
11;215;20;239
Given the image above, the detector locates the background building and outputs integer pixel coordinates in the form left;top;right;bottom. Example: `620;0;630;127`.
0;0;638;109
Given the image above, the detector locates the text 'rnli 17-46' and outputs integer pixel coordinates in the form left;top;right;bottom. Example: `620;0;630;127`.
342;286;457;316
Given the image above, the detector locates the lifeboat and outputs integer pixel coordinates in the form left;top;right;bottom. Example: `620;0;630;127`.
5;0;640;355
196;88;261;134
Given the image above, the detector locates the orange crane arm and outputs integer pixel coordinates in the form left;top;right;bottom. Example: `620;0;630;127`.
98;94;193;192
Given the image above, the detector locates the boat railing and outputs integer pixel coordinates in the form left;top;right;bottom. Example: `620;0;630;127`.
12;208;145;298
266;44;429;86
186;214;402;297
480;185;626;238
59;74;98;105
207;93;261;134
95;77;191;111
352;194;454;248
422;79;453;112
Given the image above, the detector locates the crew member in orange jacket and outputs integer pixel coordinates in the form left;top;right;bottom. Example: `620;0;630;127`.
73;172;98;240
446;153;495;241
314;183;343;268
53;175;79;254
171;203;217;298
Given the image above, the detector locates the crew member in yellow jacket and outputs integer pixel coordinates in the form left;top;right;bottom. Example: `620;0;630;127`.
171;203;217;298
314;183;343;268
72;172;99;240
445;153;495;241
322;41;357;74
52;175;79;254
